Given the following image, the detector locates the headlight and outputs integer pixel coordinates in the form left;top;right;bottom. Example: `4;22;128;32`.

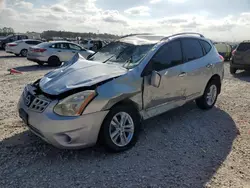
54;90;96;116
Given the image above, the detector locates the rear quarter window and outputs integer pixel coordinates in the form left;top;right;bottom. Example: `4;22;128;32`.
200;40;212;54
25;41;33;45
237;43;250;52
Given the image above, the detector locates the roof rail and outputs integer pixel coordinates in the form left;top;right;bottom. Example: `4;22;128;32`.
160;32;205;41
119;33;152;39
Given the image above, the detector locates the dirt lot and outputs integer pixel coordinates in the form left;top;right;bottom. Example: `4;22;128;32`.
0;51;249;188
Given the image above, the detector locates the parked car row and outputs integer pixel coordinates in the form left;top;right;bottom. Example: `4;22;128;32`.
18;32;225;152
0;34;28;50
5;39;42;57
4;39;95;66
27;41;94;66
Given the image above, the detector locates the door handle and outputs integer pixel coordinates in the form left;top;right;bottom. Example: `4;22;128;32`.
57;50;61;52
178;72;187;77
206;63;213;68
72;51;76;53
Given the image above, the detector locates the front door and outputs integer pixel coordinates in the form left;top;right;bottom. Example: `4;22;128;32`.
143;40;185;112
55;43;71;62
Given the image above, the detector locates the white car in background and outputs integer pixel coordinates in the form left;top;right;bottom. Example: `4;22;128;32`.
27;41;95;66
5;39;42;57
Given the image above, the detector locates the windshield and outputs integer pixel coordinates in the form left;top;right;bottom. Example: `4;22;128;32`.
88;41;155;69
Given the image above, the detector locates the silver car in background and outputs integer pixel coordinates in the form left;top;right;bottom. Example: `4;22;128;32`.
18;33;224;152
27;41;95;66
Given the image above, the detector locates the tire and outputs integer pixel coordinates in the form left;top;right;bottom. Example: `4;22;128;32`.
196;80;219;110
48;56;61;66
230;67;237;74
20;49;28;57
99;105;141;152
2;43;6;50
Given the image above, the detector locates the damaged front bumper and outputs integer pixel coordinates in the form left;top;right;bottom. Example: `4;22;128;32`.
18;85;109;149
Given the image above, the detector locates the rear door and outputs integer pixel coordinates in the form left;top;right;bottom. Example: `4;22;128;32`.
180;38;212;100
234;42;250;65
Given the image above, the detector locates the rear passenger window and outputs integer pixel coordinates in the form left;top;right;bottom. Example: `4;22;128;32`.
237;43;250;52
182;39;204;62
151;40;182;71
33;41;41;45
200;40;212;54
25;41;32;45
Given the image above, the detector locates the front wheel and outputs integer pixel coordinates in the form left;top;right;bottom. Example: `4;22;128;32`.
100;105;141;152
196;80;219;110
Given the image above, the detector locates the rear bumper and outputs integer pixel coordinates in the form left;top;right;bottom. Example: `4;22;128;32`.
230;61;250;70
5;49;19;54
27;54;48;62
27;57;47;63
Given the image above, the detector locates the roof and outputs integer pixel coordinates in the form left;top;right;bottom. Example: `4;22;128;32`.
119;32;205;45
120;35;166;45
22;39;42;41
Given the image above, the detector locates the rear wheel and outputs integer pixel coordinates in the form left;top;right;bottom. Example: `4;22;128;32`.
2;43;6;50
48;56;61;66
20;49;28;57
196;80;219;110
99;105;141;152
230;67;237;74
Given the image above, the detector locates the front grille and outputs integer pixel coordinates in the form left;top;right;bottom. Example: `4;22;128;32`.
23;85;50;113
29;97;49;112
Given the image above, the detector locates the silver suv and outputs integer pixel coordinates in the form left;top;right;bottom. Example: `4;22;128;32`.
18;33;224;152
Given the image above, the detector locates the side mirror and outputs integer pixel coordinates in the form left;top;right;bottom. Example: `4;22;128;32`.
150;71;161;88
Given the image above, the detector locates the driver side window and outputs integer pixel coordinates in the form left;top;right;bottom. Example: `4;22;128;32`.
151;40;183;72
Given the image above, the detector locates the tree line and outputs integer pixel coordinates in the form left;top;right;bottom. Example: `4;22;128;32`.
0;27;15;36
0;27;119;40
40;30;119;40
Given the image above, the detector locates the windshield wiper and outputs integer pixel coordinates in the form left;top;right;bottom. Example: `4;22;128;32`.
102;47;129;64
102;54;116;63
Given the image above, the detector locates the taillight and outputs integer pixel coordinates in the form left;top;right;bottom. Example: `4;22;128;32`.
33;48;46;53
8;43;17;47
219;55;224;62
232;49;236;56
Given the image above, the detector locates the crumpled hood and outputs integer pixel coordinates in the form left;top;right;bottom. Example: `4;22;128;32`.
39;53;128;95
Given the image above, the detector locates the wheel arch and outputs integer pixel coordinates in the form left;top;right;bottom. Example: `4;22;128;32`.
97;98;142;148
48;55;60;61
206;74;221;94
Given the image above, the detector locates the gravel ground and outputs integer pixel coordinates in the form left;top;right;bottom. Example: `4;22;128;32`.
0;51;249;188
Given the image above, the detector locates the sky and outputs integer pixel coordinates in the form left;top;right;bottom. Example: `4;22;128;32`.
0;0;250;41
